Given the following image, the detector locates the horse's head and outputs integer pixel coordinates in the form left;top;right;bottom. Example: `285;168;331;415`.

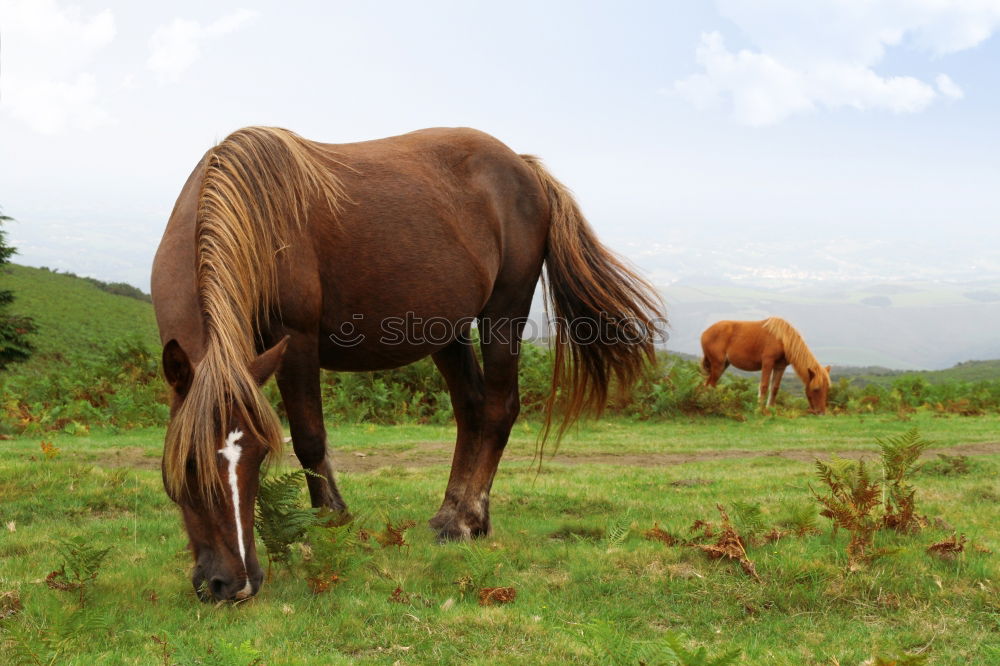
806;365;832;414
161;336;288;602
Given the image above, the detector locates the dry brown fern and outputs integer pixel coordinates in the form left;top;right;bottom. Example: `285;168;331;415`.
691;505;761;582
927;533;967;560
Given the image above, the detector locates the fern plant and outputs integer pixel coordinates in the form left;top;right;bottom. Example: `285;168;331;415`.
777;500;819;537
659;631;742;665
301;522;369;594
877;428;930;532
573;621;741;666
812;457;882;563
254;470;320;572
574;619;647;665
603;512;632;550
731;500;767;540
47;536;110;606
455;542;504;598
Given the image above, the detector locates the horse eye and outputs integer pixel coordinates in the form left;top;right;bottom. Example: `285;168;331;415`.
185;458;196;473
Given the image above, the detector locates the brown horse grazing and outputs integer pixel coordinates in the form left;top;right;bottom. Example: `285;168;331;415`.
151;126;664;602
700;317;830;413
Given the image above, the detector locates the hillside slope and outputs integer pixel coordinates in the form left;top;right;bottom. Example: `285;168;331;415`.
4;262;999;388
1;264;159;371
832;359;1000;387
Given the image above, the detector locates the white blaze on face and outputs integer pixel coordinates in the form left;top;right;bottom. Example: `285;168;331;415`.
234;580;253;600
218;429;248;569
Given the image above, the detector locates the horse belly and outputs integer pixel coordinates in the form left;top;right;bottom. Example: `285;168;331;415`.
314;233;493;371
317;303;482;371
724;330;767;371
727;355;763;372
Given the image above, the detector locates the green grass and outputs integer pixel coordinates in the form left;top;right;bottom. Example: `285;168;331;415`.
2;415;998;664
1;264;159;372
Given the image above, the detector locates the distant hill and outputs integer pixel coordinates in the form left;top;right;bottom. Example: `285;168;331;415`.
831;359;1000;387
4;262;999;389
663;351;1000;392
1;264;159;372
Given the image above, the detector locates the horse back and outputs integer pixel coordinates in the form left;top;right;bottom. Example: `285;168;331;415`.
701;320;783;371
283;128;550;369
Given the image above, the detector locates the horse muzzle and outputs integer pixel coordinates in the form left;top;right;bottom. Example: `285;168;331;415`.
193;565;262;602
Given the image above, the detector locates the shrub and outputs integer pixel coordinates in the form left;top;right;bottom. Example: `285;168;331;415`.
0;339;168;433
8;332;1000;431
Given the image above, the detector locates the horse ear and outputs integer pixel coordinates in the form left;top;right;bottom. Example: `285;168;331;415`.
250;336;290;386
162;339;193;396
825;365;831;374
807;367;816;383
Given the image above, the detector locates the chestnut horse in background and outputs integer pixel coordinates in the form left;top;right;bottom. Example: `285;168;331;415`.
151;126;663;602
700;317;830;413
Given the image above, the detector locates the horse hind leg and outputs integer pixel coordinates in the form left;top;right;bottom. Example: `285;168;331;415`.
454;327;522;538
432;298;527;540
428;335;486;539
701;329;732;387
703;355;728;388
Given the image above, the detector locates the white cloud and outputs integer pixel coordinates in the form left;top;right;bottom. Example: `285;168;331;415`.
676;0;1000;125
147;9;259;83
935;73;964;100
0;0;116;134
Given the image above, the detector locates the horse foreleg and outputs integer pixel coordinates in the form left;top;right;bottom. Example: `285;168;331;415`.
429;336;486;540
769;362;787;407
275;334;347;514
758;360;774;411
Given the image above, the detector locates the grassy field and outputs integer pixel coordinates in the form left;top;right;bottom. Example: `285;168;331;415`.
2;264;159;371
1;413;998;664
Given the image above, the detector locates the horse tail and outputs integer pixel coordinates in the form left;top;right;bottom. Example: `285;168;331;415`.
520;155;665;448
163;127;346;502
701;353;711;376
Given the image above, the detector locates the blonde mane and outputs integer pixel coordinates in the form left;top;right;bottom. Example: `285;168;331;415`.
761;317;829;388
163;127;346;502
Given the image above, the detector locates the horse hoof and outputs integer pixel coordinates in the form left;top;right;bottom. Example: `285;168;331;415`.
429;511;490;542
316;509;352;527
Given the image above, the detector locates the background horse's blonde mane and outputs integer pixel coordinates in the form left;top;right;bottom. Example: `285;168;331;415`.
163;127;346;502
762;317;829;388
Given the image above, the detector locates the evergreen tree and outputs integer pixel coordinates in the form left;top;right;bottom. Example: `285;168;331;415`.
0;209;38;370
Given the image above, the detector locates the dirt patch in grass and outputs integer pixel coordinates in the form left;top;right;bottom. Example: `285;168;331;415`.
324;440;1000;473
90;439;1000;473
92;446;160;470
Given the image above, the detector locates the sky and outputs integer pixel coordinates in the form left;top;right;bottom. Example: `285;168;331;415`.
1;0;999;290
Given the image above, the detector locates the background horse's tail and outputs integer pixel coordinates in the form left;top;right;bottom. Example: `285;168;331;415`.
520;155;665;447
